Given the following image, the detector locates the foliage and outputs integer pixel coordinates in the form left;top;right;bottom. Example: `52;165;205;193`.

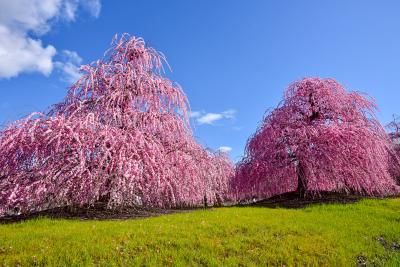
388;115;400;134
1;199;400;266
388;115;400;183
232;78;399;200
0;34;233;216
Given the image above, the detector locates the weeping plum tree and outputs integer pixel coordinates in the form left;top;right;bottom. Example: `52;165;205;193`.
232;77;399;200
388;115;400;183
0;34;234;216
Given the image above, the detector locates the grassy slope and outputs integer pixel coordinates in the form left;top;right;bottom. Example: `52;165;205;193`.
0;199;400;266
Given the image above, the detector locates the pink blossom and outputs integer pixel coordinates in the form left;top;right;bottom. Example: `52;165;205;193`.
232;78;400;200
0;34;234;216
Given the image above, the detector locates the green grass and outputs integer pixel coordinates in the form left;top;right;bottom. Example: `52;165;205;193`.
1;199;400;266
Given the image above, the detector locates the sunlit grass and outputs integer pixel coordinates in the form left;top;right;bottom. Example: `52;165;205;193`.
1;198;400;266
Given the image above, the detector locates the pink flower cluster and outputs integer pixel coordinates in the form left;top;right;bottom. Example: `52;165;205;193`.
232;78;400;200
0;34;234;216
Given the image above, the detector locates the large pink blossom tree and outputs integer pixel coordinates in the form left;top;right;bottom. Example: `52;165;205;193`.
0;34;233;216
232;77;399;200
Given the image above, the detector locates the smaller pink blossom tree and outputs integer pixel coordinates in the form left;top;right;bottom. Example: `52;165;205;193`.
232;78;399;200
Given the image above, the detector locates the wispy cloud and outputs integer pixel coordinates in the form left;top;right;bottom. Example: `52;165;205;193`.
218;146;232;153
83;0;102;18
192;109;237;125
0;0;101;80
189;111;203;119
197;113;224;125
221;109;236;119
55;50;82;83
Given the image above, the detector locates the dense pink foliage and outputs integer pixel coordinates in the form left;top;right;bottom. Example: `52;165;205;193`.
388;115;400;183
232;78;399;200
0;34;233;216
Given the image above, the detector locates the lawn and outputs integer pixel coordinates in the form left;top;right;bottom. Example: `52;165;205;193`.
1;198;400;266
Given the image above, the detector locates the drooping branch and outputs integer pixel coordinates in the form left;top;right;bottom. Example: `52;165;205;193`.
232;77;399;201
0;34;234;216
387;114;400;183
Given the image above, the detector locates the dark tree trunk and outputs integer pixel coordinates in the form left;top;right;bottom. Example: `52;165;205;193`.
296;162;307;198
293;92;315;197
203;194;208;208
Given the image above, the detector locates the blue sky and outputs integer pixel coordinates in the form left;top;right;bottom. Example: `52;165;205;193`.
1;1;400;161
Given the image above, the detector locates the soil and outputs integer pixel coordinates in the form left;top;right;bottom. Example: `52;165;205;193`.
0;191;386;223
0;202;199;224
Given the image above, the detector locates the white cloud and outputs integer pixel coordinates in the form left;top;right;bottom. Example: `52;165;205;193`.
83;0;102;18
63;0;79;21
62;0;101;20
222;109;236;119
218;146;232;153
0;0;101;79
0;25;56;78
193;109;237;125
197;113;224;125
55;50;82;83
189;111;202;118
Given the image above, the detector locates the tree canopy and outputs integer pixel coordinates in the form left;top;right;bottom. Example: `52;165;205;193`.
232;78;399;200
0;34;233;216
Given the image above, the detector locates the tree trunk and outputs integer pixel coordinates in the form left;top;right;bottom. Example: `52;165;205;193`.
296;162;307;198
215;193;222;207
203;193;208;208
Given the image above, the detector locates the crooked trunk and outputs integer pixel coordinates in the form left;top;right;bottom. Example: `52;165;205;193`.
203;193;208;208
296;162;307;198
293;92;316;197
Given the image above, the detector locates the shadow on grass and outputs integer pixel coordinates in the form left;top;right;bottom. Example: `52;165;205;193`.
0;202;202;224
235;191;383;209
1;191;392;224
